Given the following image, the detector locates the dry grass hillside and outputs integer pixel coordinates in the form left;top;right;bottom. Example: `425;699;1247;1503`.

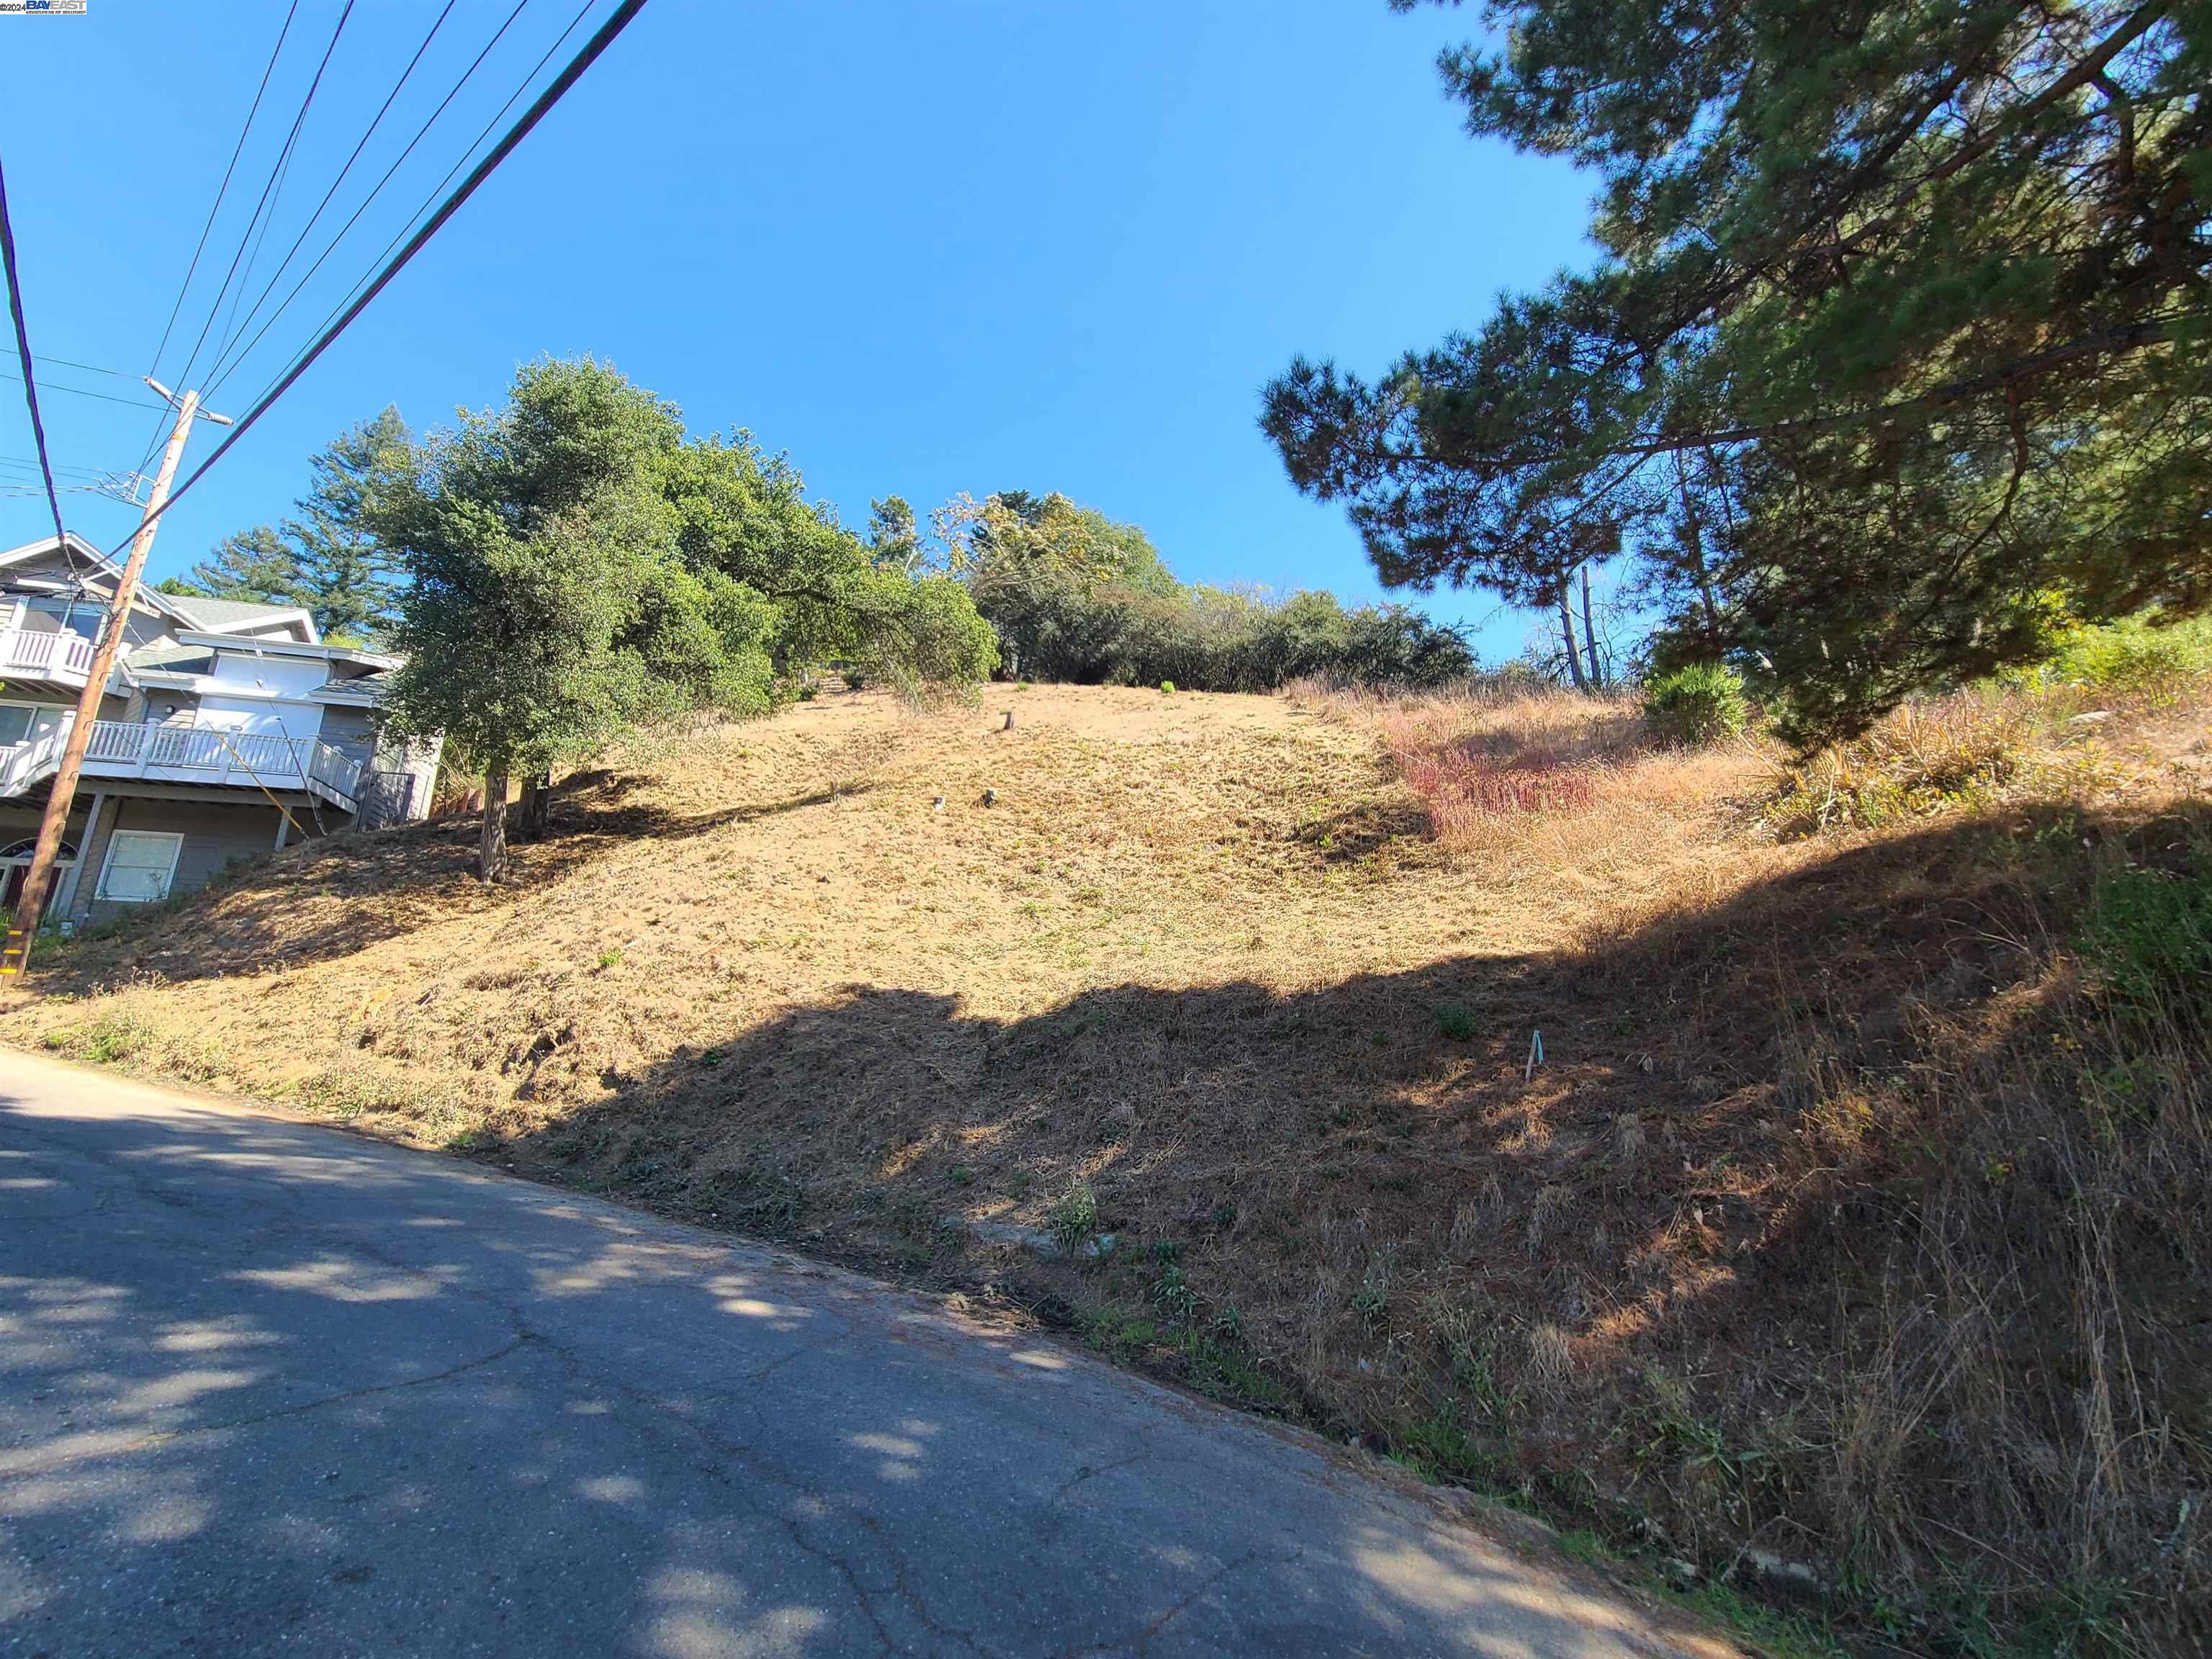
8;675;2210;1655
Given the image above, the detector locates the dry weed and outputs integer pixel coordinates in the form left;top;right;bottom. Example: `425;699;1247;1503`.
8;678;2211;1653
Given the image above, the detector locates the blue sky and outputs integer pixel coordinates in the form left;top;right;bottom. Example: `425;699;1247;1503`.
1;1;1595;660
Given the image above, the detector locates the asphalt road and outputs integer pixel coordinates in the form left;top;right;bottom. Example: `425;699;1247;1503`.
0;1050;1716;1658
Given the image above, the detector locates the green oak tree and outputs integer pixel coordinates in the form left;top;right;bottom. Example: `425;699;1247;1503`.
374;359;994;879
1263;0;2209;740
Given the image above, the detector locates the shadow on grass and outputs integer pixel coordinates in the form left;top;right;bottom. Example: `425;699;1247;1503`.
487;801;2208;1651
15;783;2205;1651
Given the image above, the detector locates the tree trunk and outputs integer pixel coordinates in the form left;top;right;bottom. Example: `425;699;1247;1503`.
517;772;549;841
480;767;509;882
1579;565;1605;689
1673;450;1723;634
1556;577;1590;691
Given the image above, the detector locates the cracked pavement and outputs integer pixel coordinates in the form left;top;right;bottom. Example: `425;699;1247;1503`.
0;1051;1721;1657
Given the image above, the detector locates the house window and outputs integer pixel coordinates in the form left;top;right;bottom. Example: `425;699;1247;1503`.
96;830;184;904
26;598;104;642
0;704;63;745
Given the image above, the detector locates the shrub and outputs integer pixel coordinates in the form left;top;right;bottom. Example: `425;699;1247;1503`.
841;667;866;691
973;547;1473;693
1159;680;1176;695
1151;1262;1198;1326
1046;1179;1098;1255
76;1009;150;1066
1643;662;1749;747
2043;613;2212;703
1436;1004;1477;1040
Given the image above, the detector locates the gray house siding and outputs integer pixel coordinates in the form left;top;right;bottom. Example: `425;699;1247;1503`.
2;536;440;940
0;801;93;860
2;550;174;649
356;770;422;828
317;703;379;763
74;796;291;925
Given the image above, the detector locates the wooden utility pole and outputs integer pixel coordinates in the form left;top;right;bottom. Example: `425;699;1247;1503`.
1;382;217;979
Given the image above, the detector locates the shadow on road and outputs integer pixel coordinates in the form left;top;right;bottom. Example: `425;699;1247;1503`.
0;1082;1697;1657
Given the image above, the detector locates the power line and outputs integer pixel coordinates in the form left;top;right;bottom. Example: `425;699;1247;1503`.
132;1;300;477
0;454;111;480
165;0;355;407
30;353;143;382
202;1;459;395
236;0;595;416
0;480;130;501
101;0;649;565
237;0;607;419
215;117;306;368
0;447;108;469
146;1;300;380
207;0;539;400
0;150;68;546
0;369;168;412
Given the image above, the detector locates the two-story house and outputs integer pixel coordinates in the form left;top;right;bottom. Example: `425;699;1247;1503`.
0;531;438;926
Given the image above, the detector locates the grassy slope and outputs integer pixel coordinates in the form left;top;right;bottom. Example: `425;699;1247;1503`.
9;678;2209;1654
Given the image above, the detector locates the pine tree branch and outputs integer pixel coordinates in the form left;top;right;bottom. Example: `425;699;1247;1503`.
1344;312;2195;482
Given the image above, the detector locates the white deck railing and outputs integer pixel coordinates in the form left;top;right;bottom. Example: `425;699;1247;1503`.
0;626;95;685
0;727;67;798
0;719;364;812
79;720;364;809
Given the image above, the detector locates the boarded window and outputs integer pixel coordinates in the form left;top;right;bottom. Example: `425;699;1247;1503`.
96;830;183;903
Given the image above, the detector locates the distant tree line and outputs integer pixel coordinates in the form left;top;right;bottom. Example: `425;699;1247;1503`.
174;435;1474;705
876;488;1475;691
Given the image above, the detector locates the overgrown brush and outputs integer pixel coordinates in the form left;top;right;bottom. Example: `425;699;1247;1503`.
1797;832;2212;1651
1299;676;1750;866
1397;742;1601;822
2036;613;2212;706
1766;691;2030;836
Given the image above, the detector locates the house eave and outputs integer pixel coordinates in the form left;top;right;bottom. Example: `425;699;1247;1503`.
0;533;202;626
168;629;395;671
